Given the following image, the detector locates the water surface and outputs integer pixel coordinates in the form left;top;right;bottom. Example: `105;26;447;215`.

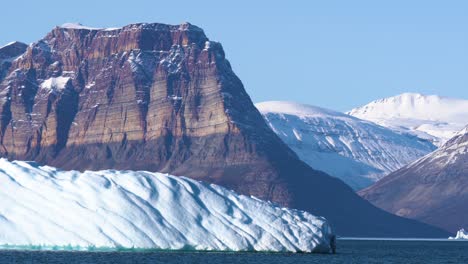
1;239;467;263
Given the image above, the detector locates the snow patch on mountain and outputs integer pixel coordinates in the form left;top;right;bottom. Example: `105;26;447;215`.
60;23;121;31
0;159;333;253
347;93;468;145
40;76;71;92
416;125;468;167
60;23;102;30
256;101;436;190
0;41;21;50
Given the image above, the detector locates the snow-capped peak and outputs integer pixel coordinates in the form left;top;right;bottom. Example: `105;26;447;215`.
256;101;436;190
0;41;22;50
347;93;468;145
347;93;466;120
256;101;349;119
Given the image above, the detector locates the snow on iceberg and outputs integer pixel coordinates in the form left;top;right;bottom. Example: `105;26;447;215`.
449;229;468;240
0;159;333;253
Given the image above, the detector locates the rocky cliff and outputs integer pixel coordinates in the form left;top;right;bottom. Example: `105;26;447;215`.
360;126;468;233
0;41;28;81
0;22;449;237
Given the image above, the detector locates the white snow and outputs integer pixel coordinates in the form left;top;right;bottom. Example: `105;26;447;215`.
0;41;19;50
0;159;333;253
85;81;95;89
40;76;70;92
60;23;121;31
256;101;436;190
449;229;468;240
168;95;182;100
414;125;468;167
60;23;102;30
347;93;468;145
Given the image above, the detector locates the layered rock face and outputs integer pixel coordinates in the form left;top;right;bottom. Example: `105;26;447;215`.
360;126;468;233
0;23;449;237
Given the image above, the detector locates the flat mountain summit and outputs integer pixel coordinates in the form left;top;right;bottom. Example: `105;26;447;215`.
348;93;468;145
0;22;448;237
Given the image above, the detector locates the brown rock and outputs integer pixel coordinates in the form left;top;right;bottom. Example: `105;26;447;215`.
0;23;449;237
360;127;468;233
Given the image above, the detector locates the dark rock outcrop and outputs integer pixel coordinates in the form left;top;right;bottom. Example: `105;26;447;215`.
0;23;449;237
0;41;28;81
360;127;468;233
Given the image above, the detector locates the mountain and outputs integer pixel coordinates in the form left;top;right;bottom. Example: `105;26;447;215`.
360;126;468;233
0;41;28;80
256;101;436;190
0;22;449;237
347;93;468;146
0;158;333;253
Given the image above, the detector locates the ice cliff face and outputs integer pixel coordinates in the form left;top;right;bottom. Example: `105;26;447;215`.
360;126;468;233
0;159;333;253
256;101;436;190
348;93;468;146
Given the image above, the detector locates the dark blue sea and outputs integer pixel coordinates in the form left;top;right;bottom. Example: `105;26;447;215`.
0;239;467;264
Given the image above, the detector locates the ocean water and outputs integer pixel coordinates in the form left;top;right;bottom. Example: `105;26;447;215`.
0;240;467;264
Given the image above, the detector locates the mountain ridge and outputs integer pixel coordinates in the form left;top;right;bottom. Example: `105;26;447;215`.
256;101;436;190
0;23;449;237
360;125;468;233
347;93;468;145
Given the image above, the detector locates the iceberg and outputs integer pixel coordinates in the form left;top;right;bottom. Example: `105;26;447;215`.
0;159;333;253
449;229;468;240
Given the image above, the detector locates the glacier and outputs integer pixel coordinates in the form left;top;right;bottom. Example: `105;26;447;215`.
347;93;468;146
0;159;333;253
256;101;436;190
449;229;468;240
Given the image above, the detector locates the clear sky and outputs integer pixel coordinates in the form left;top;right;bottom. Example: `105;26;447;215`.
1;0;467;111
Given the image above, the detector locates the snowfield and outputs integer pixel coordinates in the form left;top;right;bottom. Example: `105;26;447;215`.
347;93;468;146
40;76;71;92
0;159;333;253
256;101;435;190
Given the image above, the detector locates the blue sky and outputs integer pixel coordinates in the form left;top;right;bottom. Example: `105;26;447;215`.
1;0;467;110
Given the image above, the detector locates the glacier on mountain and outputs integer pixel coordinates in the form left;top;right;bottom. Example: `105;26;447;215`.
0;159;333;253
256;101;436;190
347;93;468;146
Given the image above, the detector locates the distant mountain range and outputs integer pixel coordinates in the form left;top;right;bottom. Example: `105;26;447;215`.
360;125;468;233
348;93;468;146
256;101;436;190
257;96;467;234
0;22;448;237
